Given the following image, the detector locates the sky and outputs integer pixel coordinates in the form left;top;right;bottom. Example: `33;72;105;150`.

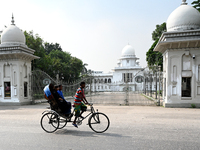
0;0;195;73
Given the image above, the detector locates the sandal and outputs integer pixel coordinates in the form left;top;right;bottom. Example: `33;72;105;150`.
72;123;78;128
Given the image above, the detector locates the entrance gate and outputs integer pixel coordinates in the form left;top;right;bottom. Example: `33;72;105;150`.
31;69;93;102
87;91;156;106
31;70;57;101
31;68;163;106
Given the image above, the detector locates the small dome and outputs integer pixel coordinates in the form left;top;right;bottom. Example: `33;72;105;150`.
1;24;26;46
121;44;135;56
167;2;200;32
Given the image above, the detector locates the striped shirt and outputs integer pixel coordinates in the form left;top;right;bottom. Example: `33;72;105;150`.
74;87;85;105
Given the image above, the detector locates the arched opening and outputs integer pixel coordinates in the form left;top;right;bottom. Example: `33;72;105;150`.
181;54;192;97
105;79;107;83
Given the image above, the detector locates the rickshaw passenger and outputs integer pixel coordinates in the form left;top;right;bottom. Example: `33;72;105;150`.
44;84;71;115
57;85;71;114
44;84;59;111
53;85;71;115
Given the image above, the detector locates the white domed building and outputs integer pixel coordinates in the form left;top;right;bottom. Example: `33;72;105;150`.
91;44;146;92
0;16;39;105
112;44;144;91
154;0;200;107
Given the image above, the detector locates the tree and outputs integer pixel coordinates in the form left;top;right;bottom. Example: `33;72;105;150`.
152;23;166;41
49;50;83;82
146;23;166;70
192;0;200;12
81;63;88;75
146;39;163;68
24;31;46;70
44;42;62;54
24;31;84;82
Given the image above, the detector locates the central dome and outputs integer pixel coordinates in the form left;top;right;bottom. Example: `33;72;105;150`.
121;44;135;57
167;2;200;32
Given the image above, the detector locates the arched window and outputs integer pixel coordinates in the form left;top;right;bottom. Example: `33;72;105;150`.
105;79;107;83
108;78;111;83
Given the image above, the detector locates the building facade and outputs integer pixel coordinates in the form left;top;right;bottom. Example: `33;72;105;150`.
91;44;159;92
154;0;200;107
0;16;39;105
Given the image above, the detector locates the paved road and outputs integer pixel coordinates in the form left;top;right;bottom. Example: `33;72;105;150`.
0;103;200;150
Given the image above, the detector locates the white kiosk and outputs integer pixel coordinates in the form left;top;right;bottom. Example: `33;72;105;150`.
154;0;200;107
0;16;39;105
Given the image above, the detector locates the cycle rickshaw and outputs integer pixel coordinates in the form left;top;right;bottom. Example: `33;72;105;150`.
40;86;110;133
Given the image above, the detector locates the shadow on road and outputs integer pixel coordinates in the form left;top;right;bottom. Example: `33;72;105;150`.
54;129;127;138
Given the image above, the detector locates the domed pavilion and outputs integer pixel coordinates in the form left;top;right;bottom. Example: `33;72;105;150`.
0;15;39;105
154;0;200;107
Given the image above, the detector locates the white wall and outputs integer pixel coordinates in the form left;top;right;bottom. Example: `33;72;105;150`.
163;49;200;106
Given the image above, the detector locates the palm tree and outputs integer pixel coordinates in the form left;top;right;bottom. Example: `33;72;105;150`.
81;63;88;75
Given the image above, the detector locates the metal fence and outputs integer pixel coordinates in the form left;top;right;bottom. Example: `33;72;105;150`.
31;69;93;101
31;68;163;106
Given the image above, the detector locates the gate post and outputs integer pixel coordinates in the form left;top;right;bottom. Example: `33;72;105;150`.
155;67;157;99
144;76;146;94
90;76;92;96
150;73;152;97
158;66;161;106
30;72;34;104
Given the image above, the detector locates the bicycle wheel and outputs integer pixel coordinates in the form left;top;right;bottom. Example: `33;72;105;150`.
88;112;110;133
58;118;67;129
40;112;59;133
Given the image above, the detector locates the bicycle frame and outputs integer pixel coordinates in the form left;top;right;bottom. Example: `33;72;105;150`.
42;103;98;124
76;104;97;123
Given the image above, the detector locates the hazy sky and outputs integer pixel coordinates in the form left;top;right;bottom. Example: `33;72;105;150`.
0;0;195;73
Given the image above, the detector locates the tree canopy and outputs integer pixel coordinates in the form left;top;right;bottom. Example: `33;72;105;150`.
44;42;62;54
24;30;84;83
152;23;166;41
192;0;200;12
146;23;166;70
